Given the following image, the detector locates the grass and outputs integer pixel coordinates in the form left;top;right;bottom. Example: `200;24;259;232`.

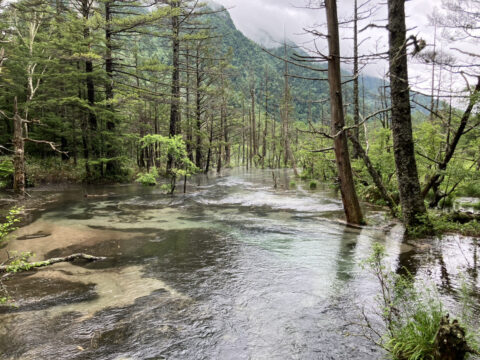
387;303;444;360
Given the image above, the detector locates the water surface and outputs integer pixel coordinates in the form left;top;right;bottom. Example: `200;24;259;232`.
0;169;478;359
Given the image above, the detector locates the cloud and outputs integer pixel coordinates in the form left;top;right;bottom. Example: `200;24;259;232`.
214;0;478;96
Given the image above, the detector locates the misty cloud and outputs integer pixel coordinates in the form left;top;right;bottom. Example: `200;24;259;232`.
214;0;479;95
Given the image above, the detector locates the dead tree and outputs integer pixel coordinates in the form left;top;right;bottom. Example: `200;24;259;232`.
325;0;364;224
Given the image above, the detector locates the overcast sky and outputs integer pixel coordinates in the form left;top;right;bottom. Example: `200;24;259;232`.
214;0;477;98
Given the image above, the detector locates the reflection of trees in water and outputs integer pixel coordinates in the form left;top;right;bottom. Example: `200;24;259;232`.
397;237;480;303
334;227;361;283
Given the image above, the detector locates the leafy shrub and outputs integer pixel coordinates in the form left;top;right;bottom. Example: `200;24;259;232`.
0;157;14;189
289;180;297;189
140;135;198;193
457;181;480;197
136;167;159;186
309;180;318;190
0;207;21;246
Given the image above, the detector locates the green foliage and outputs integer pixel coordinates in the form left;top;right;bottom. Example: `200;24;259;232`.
0;157;14;189
26;158;86;185
289;180;297;189
430;213;480;237
309;180;318;190
457;182;480;198
0;207;21;246
438;195;454;209
4;251;35;273
139;135;198;192
362;243;478;360
136;167;159;186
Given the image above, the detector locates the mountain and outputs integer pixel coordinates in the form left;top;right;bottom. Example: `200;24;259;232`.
205;5;432;122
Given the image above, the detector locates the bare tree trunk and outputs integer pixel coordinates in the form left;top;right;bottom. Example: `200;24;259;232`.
262;67;268;168
205;114;213;174
250;83;257;158
185;47;193;161
242;100;245;167
281;42;298;176
13;98;25;197
325;0;364;225
195;47;203;169
168;1;181;171
388;0;427;227
352;0;360;158
104;0;120;177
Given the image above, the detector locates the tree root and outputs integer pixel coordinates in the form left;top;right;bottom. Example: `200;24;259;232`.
434;315;479;360
0;253;107;273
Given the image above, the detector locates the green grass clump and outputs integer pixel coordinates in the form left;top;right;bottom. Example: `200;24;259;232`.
362;243;479;360
386;303;444;360
289;180;297;189
309;180;318;190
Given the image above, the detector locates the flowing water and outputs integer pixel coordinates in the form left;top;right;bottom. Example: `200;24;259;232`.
0;169;478;360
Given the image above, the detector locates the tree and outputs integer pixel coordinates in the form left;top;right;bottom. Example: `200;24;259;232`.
387;0;427;228
325;0;364;225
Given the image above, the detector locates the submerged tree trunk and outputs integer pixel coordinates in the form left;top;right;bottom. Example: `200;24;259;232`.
387;0;427;227
325;0;364;225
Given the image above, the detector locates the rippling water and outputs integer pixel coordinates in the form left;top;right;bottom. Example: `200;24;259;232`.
0;169;478;359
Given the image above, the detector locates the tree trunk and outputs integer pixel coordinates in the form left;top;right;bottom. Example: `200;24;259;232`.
325;0;364;225
262;67;268;168
0;253;106;273
168;1;181;170
13;99;25;197
205;114;213;173
281;42;299;176
250;84;257;157
104;0;120;177
352;0;360;158
388;0;427;227
195;48;203;169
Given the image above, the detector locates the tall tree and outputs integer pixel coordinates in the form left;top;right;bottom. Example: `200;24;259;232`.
387;0;427;227
325;0;364;225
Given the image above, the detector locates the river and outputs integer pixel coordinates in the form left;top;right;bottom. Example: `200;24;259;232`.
0;169;478;359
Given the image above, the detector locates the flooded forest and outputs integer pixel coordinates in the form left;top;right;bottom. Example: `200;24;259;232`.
0;0;479;359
